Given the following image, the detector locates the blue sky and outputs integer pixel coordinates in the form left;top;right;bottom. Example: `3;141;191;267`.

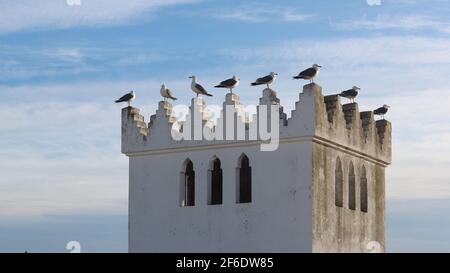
1;0;450;252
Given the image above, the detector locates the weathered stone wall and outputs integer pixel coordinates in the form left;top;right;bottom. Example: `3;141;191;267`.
312;143;385;252
308;83;390;253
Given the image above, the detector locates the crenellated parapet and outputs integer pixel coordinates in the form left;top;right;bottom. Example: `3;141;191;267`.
317;86;391;165
121;84;392;165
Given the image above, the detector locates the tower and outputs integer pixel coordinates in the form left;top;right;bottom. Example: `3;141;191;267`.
121;83;392;253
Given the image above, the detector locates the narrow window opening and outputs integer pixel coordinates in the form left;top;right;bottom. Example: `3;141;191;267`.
210;158;223;205
238;155;252;203
335;157;343;207
182;160;195;207
349;162;356;210
360;166;368;213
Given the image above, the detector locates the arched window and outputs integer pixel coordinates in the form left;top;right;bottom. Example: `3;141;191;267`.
209;157;223;205
237;154;252;203
348;162;356;210
335;157;343;207
181;159;195;207
360;166;368;213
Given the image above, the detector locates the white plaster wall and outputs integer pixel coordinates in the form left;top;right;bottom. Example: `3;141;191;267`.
129;142;313;253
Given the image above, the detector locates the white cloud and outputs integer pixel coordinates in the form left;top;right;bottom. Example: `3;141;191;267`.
0;0;197;33
215;5;314;23
336;14;450;34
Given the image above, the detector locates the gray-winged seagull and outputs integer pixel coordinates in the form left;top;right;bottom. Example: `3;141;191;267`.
251;72;278;88
293;64;322;83
189;75;213;97
115;91;135;106
339;86;360;103
373;104;390;119
215;76;240;93
160;84;177;101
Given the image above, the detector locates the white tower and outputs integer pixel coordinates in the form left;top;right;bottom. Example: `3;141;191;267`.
121;83;392;253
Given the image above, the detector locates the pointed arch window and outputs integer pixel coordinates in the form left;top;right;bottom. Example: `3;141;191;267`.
237;154;252;203
209;157;223;205
335;157;343;207
360;166;368;213
181;159;195;207
348;162;356;210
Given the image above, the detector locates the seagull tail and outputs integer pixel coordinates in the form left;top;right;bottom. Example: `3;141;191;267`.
205;93;213;97
215;84;225;88
251;82;261;86
115;99;121;103
293;76;301;80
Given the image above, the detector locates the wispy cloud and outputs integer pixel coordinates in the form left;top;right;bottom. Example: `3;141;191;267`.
336;14;450;34
0;0;198;33
215;5;315;23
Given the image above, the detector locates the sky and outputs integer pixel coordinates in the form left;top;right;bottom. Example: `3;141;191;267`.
0;0;450;252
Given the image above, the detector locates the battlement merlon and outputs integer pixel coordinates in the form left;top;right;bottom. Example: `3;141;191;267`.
121;84;392;166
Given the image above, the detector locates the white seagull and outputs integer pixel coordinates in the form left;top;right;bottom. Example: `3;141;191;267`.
115;91;135;107
251;72;278;89
189;75;213;97
160;84;177;101
293;64;322;83
215;76;240;93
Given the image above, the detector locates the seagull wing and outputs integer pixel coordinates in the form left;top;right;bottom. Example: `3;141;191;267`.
166;88;177;100
115;92;133;103
374;107;387;115
294;67;316;79
195;83;210;95
340;89;358;98
256;75;273;84
222;78;237;87
195;83;207;93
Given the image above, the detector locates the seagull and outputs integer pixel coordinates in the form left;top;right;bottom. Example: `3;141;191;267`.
215;76;240;94
251;72;278;89
189;75;213;97
115;91;135;107
339;86;360;103
373;104;391;120
293;64;322;83
160;84;177;101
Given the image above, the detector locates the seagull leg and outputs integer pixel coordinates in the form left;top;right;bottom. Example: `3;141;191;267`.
128;101;131;107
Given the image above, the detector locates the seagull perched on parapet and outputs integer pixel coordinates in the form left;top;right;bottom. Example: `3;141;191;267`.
374;104;391;120
251;72;278;89
189;75;213;97
215;76;240;94
293;64;322;83
339;86;360;103
160;84;177;101
115;91;135;107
